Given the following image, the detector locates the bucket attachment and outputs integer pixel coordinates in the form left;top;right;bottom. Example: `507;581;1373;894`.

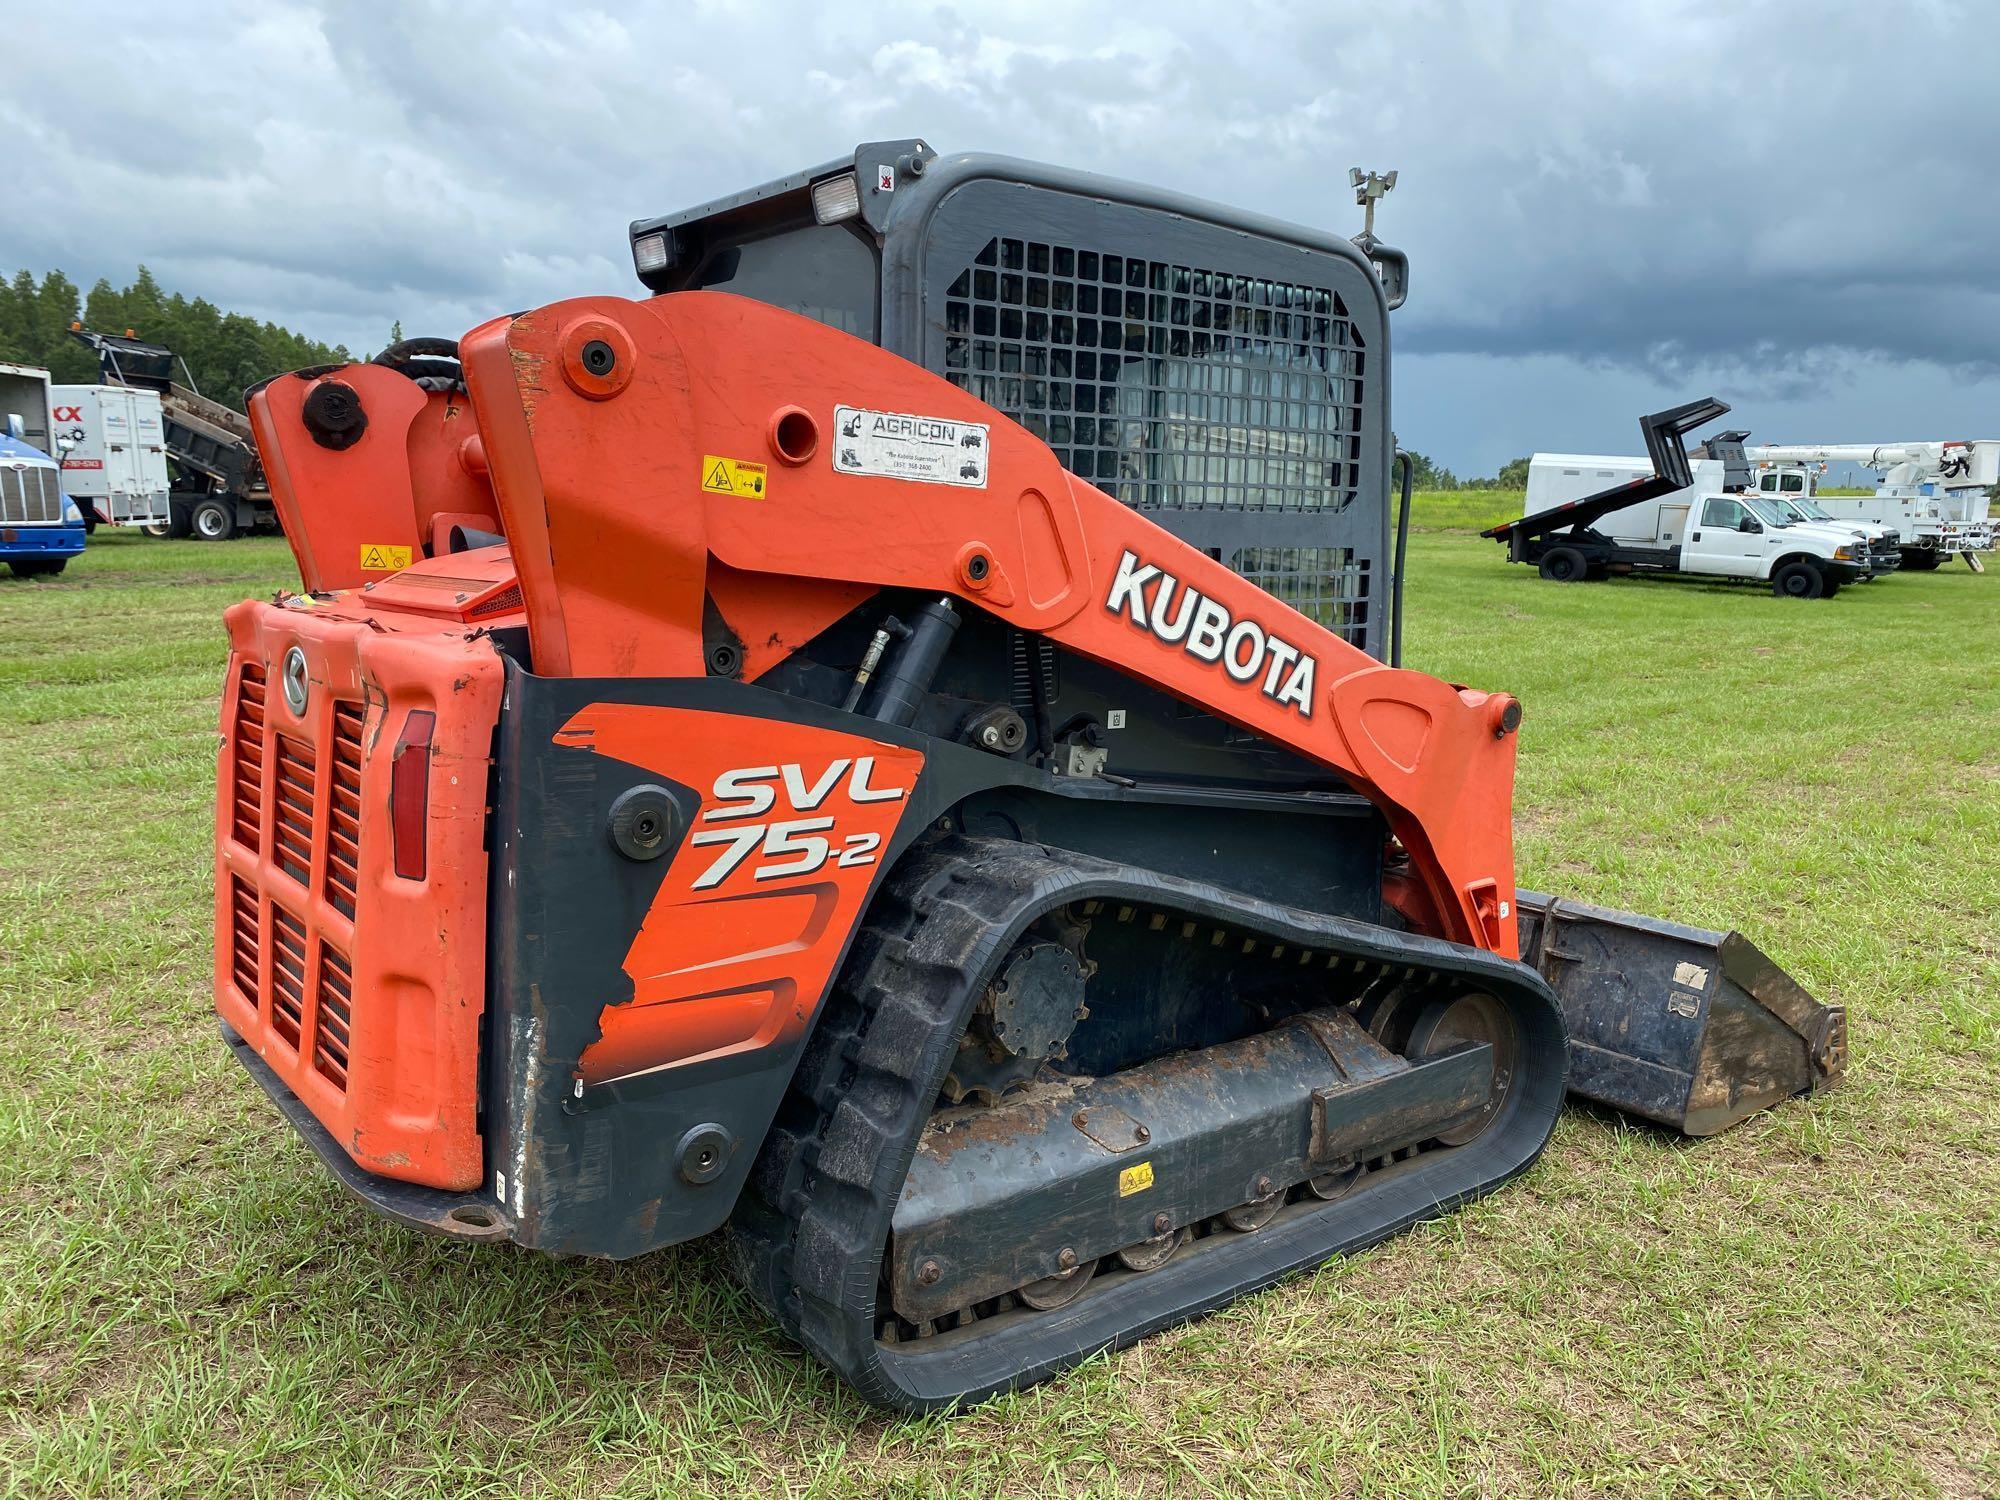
1515;891;1847;1136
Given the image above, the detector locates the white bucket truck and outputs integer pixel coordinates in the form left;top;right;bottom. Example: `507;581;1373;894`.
1741;441;1995;571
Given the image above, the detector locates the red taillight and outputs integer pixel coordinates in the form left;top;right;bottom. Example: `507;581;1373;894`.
390;710;436;880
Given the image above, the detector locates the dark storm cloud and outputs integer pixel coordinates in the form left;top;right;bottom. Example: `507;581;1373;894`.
3;0;1994;466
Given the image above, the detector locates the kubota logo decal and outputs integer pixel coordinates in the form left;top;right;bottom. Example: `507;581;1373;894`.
1104;549;1318;719
689;756;907;890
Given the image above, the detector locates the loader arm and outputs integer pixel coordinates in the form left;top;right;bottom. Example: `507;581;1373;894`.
458;293;1523;955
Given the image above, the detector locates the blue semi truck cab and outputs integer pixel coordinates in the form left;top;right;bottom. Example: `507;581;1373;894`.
0;431;87;577
2;362;88;577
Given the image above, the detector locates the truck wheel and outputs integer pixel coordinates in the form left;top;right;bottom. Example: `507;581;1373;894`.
7;559;66;578
1900;548;1941;571
191;499;237;541
1537;546;1587;582
1772;562;1825;599
142;520;171;539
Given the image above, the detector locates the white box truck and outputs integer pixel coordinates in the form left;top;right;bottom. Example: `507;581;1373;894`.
49;384;171;528
66;327;275;540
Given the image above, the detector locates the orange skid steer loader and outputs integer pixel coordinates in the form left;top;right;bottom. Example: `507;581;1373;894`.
214;142;1844;1410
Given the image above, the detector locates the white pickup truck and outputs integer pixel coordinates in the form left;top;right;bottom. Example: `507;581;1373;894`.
1754;482;1901;573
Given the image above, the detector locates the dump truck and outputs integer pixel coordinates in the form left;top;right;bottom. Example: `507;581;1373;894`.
214;142;1844;1411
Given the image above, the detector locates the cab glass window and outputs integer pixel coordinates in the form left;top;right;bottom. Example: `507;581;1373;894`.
691;224;878;339
1780;472;1805;493
1702;497;1746;527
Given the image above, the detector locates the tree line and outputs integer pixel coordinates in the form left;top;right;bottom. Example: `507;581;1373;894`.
3;266;1541;487
0;267;351;411
1401;451;1531;491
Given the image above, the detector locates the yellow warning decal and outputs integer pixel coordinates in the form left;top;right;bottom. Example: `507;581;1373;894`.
1118;1161;1154;1197
359;543;413;571
701;454;768;498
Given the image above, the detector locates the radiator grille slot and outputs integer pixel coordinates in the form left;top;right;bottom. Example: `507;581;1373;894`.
231;665;268;850
1008;630;1059;716
273;735;316;887
270;904;308;1050
324;701;364;917
314;946;352;1091
1229;546;1371;642
0;464;63;524
229;875;259;1003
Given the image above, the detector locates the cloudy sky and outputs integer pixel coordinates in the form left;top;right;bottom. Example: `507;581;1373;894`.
5;0;1995;472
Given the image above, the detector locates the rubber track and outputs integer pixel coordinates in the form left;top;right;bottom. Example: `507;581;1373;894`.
727;836;1566;1412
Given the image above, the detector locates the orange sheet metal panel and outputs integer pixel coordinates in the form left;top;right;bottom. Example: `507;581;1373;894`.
552;704;926;1085
214;596;503;1190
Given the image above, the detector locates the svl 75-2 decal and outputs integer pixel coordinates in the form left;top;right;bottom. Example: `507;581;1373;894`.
690;757;907;889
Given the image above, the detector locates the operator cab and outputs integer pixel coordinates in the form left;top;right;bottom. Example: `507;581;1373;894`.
628;140;1405;660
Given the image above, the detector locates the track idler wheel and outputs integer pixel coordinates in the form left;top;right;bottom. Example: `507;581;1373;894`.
1404;992;1518;1146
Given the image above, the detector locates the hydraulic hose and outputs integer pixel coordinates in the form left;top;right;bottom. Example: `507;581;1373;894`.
1391;448;1414;669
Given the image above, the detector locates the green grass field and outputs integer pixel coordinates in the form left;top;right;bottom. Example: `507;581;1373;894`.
3;530;1996;1498
1407;487;1527;534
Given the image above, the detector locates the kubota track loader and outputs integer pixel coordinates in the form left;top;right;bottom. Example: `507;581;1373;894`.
214;142;1845;1410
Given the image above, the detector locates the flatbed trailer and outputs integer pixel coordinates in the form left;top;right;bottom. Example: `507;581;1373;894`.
1484;397;1726;565
1486;399;1872;599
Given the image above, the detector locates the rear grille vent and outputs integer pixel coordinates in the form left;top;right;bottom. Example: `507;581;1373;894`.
272;735;316;887
314;946;352;1091
468;584;523;618
324;702;364;917
222;653;383;1109
231;665;268;850
229;876;259;1003
270;905;308;1050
